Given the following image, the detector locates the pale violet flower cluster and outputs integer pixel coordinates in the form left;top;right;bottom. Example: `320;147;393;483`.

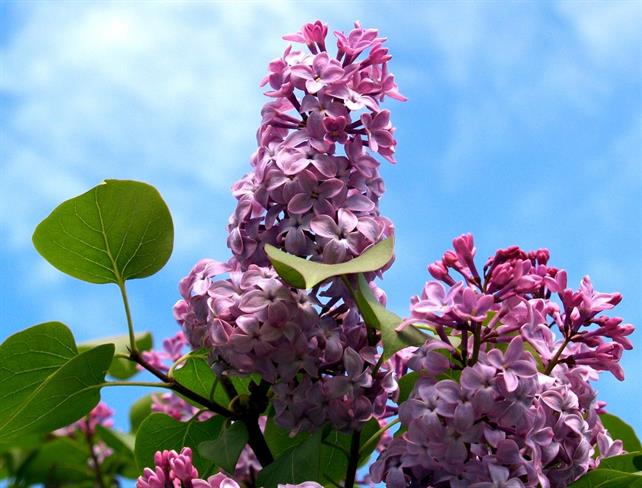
55;402;114;468
174;20;404;434
371;234;632;487
136;447;321;488
227;19;404;268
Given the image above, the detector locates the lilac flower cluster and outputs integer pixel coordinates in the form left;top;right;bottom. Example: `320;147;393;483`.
227;19;403;268
137;447;322;488
175;259;396;433
56;402;114;468
56;401;114;436
174;20;405;435
372;234;633;487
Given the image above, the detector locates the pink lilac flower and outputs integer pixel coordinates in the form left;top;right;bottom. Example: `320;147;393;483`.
372;234;633;487
227;19;404;270
175;261;395;434
175;20;405;435
55;403;115;469
137;447;321;488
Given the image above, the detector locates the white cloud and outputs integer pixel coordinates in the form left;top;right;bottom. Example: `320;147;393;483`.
0;1;311;248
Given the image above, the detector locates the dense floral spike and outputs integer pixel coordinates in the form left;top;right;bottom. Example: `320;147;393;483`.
175;20;405;434
372;234;632;487
227;19;404;269
137;447;322;488
175;259;396;433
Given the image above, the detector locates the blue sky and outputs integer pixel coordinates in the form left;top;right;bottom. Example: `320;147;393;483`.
1;0;641;449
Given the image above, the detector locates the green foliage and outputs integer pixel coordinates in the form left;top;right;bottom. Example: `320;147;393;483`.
135;413;224;474
570;452;642;487
257;430;323;488
79;331;153;379
398;371;420;404
263;416;381;486
14;437;93;485
265;237;394;289
129;394;154;433
601;413;642;452
0;322;113;441
173;356;217;406
32;179;173;284
353;274;425;359
96;425;138;479
199;421;248;473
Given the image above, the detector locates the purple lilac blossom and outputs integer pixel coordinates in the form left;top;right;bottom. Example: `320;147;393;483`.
137;447;322;488
372;234;632;488
55;402;115;468
174;20;405;435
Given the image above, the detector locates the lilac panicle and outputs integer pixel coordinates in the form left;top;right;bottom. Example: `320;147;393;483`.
137;447;321;488
228;18;404;269
372;234;633;487
174;19;405;435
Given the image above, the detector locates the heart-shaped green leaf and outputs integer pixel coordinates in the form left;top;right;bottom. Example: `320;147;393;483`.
569;468;642;487
600;413;642;452
199;421;248;473
263;416;380;485
265;237;394;289
129;394;154;434
173;356;217;406
33;179;173;284
79;331;152;380
0;322;114;441
353;274;426;359
134;413;224;474
599;452;642;473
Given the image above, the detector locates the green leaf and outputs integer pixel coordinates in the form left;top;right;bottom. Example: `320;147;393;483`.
96;425;138;479
320;419;380;482
599;452;642;473
257;430;323;488
199;421;248;473
265;237;394;289
32;179;174;284
79;331;152;379
96;425;135;456
0;322;114;441
263;417;380;485
353;274;426;359
135;413;224;474
173;356;216;405
14;437;93;485
569;468;642;487
398;371;420;404
129;394;154;433
600;413;642;452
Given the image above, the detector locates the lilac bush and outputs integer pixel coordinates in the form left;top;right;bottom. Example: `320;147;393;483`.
1;18;638;488
372;235;631;487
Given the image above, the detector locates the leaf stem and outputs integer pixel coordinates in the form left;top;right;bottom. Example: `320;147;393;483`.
344;430;361;488
117;280;137;354
359;418;399;456
130;350;233;417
